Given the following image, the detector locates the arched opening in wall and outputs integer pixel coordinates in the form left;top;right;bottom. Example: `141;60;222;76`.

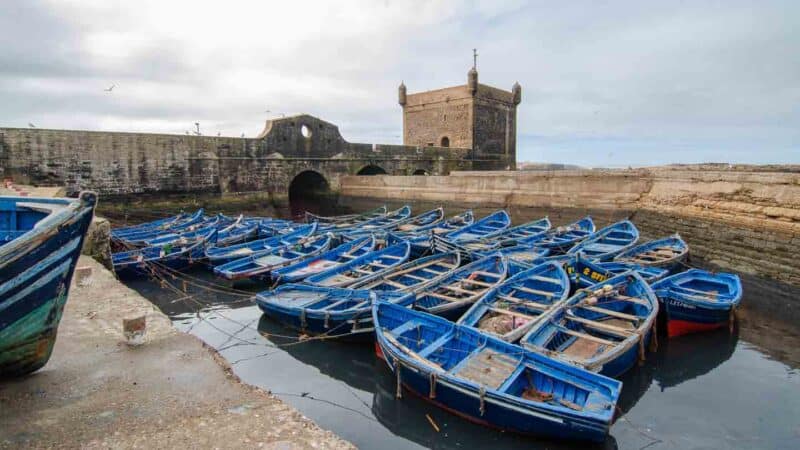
412;169;428;176
288;170;332;219
440;136;450;147
356;165;387;176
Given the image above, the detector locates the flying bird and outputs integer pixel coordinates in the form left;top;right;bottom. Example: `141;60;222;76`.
104;84;115;92
28;123;36;128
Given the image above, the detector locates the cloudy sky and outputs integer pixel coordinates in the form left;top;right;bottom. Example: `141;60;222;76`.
1;0;797;166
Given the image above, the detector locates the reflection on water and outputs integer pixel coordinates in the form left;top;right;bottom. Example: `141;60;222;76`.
653;329;739;391
124;268;800;450
120;196;800;449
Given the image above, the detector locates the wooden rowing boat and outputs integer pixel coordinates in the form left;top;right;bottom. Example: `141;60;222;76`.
458;261;571;343
112;227;217;279
205;223;318;265
613;234;688;269
305;241;411;288
412;254;508;320
270;235;376;283
521;217;596;254
522;272;659;377
351;252;461;293
567;220;639;261
213;234;332;282
373;300;621;442
651;269;742;338
1;192;97;376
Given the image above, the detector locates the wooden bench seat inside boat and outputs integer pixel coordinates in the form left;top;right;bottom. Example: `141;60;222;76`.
450;348;519;390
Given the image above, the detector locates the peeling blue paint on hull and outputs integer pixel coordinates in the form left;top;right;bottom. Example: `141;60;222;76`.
0;192;96;377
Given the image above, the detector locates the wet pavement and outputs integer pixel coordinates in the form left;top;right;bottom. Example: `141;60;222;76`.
126;267;800;450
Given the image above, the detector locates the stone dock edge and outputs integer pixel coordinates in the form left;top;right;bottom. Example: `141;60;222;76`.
0;255;355;450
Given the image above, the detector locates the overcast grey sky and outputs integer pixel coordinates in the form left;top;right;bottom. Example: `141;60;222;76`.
1;0;797;166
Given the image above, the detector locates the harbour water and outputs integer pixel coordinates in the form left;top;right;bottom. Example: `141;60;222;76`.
104;193;800;449
125;266;800;450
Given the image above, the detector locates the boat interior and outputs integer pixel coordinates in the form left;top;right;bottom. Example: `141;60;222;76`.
475;267;568;338
415;269;504;310
358;254;459;292
381;309;596;410
0;198;64;244
531;292;652;361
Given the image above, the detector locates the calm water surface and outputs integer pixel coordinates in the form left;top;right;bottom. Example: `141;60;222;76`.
125;267;800;450
119;197;800;449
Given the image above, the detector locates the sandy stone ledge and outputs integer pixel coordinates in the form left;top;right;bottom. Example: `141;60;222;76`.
0;256;355;450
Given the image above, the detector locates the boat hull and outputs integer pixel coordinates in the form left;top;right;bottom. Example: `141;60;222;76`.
663;298;733;338
378;338;612;442
257;301;377;342
0;193;96;377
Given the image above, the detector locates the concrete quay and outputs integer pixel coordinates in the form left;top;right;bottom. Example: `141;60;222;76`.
0;256;354;450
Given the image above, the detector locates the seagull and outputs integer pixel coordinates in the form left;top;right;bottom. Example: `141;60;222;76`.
28;122;36;128
104;83;115;92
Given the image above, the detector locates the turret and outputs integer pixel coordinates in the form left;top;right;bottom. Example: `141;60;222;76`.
398;81;407;106
468;68;478;95
512;81;521;105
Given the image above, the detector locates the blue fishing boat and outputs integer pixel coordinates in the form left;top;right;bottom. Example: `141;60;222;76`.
613;234;688;270
256;252;458;341
143;224;219;247
112;227;217;279
0;192;97;377
413;254;507;320
651;269;742;338
324;207;397;231
567;220;639;261
342;205;412;233
458;262;571;343
571;256;669;289
388;210;475;256
440;210;511;243
215;216;259;246
392;207;444;233
256;285;414;340
373;301;621;442
256;218;296;238
471;243;550;266
419;210;474;234
480;216;551;244
345;207;442;240
522;272;659;377
522;217;596;254
270;235;376;283
111;210;190;238
305;241;411;288
205;223;318;265
114;209;208;245
305;205;387;225
432;210;511;254
213;234;332;282
351;252;461;292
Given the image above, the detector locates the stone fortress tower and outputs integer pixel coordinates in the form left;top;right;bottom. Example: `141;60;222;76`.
398;56;521;170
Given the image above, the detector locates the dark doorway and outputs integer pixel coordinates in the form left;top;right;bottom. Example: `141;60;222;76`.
440;136;450;147
356;165;387;176
288;170;332;218
412;169;427;175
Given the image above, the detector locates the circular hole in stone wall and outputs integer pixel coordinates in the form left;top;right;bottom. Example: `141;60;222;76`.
300;125;312;139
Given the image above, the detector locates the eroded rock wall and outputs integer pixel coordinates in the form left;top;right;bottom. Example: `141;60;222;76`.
340;165;800;287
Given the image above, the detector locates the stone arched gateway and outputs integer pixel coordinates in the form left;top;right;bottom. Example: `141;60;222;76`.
356;164;388;176
288;170;333;217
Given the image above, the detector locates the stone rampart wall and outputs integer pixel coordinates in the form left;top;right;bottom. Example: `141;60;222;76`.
340;165;800;287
